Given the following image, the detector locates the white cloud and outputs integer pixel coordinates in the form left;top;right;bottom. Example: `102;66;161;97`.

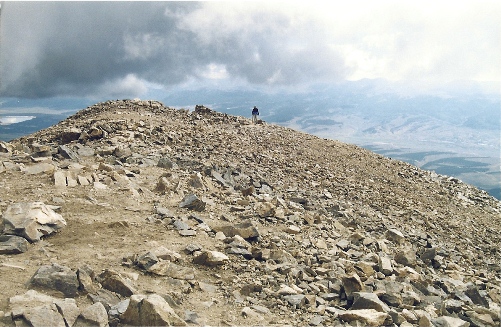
122;33;167;61
178;1;500;85
98;74;149;98
321;1;501;83
197;63;229;80
0;116;36;125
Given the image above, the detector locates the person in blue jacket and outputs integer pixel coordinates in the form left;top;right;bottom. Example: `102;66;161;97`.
251;106;259;124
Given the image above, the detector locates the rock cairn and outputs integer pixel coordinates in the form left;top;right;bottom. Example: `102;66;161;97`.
0;99;499;326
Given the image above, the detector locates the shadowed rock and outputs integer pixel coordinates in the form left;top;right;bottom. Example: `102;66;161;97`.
98;269;136;297
30;264;79;297
0;235;29;254
179;194;206;211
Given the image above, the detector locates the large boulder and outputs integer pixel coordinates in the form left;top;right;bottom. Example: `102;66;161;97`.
2;202;66;242
30;264;79;297
0;234;29;254
120;293;186;326
9;290;80;327
73;302;108;327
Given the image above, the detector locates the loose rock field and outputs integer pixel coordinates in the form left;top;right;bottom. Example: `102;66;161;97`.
0;100;499;326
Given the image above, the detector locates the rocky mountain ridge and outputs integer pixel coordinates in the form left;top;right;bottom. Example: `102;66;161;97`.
0;99;499;326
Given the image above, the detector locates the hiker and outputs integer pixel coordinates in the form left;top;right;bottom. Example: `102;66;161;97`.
251;106;259;124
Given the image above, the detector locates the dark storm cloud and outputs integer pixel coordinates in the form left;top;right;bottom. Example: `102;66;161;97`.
0;1;349;98
0;2;203;97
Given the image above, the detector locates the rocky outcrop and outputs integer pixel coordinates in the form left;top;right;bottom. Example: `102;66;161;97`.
1;99;500;327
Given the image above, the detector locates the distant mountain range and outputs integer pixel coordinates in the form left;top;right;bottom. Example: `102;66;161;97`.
1;82;499;198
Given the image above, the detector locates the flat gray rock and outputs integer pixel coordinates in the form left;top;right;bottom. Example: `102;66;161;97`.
30;263;79;297
0;234;29;254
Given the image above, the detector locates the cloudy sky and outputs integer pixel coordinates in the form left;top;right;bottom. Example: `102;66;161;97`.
0;1;499;99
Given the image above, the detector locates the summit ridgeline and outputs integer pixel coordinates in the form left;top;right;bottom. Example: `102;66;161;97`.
0;99;500;327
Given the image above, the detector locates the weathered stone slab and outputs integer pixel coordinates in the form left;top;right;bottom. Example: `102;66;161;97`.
120;294;187;326
19;303;66;327
54;170;67;186
385;228;405;244
465;310;496;326
157;157;175;169
420;247;437;262
269;249;297;264
54;299;80;327
179;194;206;211
378;254;394;276
179;229;197;236
338;309;389;326
152;246;182;262
77;175;91;186
341;273;364;300
0;234;29;254
73;302;108;327
58;145;79;160
0;141;12;153
351;292;391;312
2;202;67;242
147;261;195;280
193;251;229;266
135;251;159;270
431;316;470;327
108;299;130;325
3;161;20;171
24;162;55;175
59;128;81;143
395;248;417;267
213;221;260;241
465;285;489;307
9;290;79;327
283;294;306;307
87;289;121;311
77;265;98;294
255;202;276;217
30;264;79;297
98;269;136;297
